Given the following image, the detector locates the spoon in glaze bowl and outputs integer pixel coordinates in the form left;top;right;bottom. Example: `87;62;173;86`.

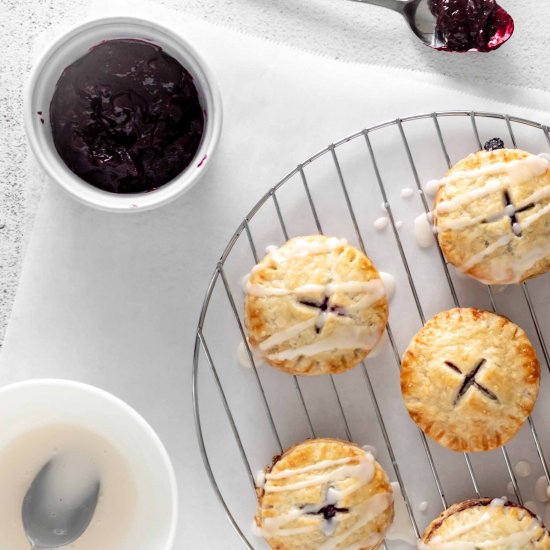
348;0;514;52
22;457;100;549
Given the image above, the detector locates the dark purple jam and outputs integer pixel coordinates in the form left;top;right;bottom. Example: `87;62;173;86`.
428;0;514;52
50;39;204;193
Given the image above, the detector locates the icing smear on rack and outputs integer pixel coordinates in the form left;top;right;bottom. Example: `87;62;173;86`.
254;451;393;546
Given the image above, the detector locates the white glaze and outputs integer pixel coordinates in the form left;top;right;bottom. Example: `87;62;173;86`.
386;481;417;546
437;184;550;232
425;179;442;197
514;460;532;478
401;187;415;199
246;279;385;299
374;217;389;231
241;273;250;293
534;475;550;502
379;272;396;302
270;237;348;264
365;331;388;359
361;444;378;458
318;492;393;550
258;318;317;352
461;234;513;270
418;498;543;549
265;245;278;255
266;325;381;361
255;469;266;488
236;341;264;368
414;213;436;248
419;501;429;513
435;155;548;215
395;220;403;230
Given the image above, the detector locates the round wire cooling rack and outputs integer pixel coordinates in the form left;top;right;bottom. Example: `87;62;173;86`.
193;111;550;549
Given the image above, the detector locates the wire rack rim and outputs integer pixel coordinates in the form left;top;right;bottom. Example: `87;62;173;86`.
192;109;548;549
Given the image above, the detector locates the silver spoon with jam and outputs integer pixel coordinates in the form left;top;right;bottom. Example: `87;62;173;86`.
348;0;514;52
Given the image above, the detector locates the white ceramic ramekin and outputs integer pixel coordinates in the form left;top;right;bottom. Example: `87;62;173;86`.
24;16;222;212
0;379;178;549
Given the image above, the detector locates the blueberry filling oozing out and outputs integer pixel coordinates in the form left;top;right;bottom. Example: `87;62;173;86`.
428;0;508;52
50;39;205;194
483;137;505;151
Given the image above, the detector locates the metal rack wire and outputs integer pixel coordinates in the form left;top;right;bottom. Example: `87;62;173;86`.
193;111;550;549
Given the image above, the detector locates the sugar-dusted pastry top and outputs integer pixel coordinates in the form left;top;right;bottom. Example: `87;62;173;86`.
255;438;394;550
420;498;550;549
401;308;540;452
245;236;388;376
434;148;550;284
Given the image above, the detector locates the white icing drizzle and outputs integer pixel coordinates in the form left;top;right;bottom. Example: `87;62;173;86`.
365;331;388;359
435;155;548;215
436;184;550;232
401;187;415;198
255;452;392;543
361;445;378;458
265;245;278;255
270;237;348;264
374;217;389;231
414;212;436;248
425;179;443;197
514;460;531;478
241;273;250;293
266;455;372;482
237;341;264;368
534;475;550;502
317;493;393;550
461;235;513;270
258;318;317;352
418;498;543;550
255;470;266;488
379;272;396;302
246;279;385;299
266;325;381;361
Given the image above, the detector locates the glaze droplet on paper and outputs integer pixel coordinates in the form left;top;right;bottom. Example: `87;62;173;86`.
374;217;389;231
534;476;550;502
401;187;414;199
414;212;436;248
514;460;531;478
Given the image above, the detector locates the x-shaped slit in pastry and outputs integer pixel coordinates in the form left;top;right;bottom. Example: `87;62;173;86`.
481;189;535;237
444;358;499;406
307;504;349;521
298;296;347;333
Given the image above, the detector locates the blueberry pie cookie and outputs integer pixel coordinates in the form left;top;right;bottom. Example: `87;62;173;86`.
245;236;388;376
400;308;539;452
419;498;550;549
254;438;394;550
433;147;550;284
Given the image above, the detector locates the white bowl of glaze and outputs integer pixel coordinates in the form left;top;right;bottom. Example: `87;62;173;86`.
0;379;178;549
24;16;222;212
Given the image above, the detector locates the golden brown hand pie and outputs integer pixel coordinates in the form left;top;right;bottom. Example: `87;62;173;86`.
245;236;388;376
401;308;539;452
433;148;550;284
254;438;394;550
420;498;550;549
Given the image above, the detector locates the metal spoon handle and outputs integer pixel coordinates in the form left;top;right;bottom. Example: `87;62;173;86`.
347;0;406;14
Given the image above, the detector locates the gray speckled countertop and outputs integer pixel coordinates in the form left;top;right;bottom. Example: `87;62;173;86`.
0;0;548;345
